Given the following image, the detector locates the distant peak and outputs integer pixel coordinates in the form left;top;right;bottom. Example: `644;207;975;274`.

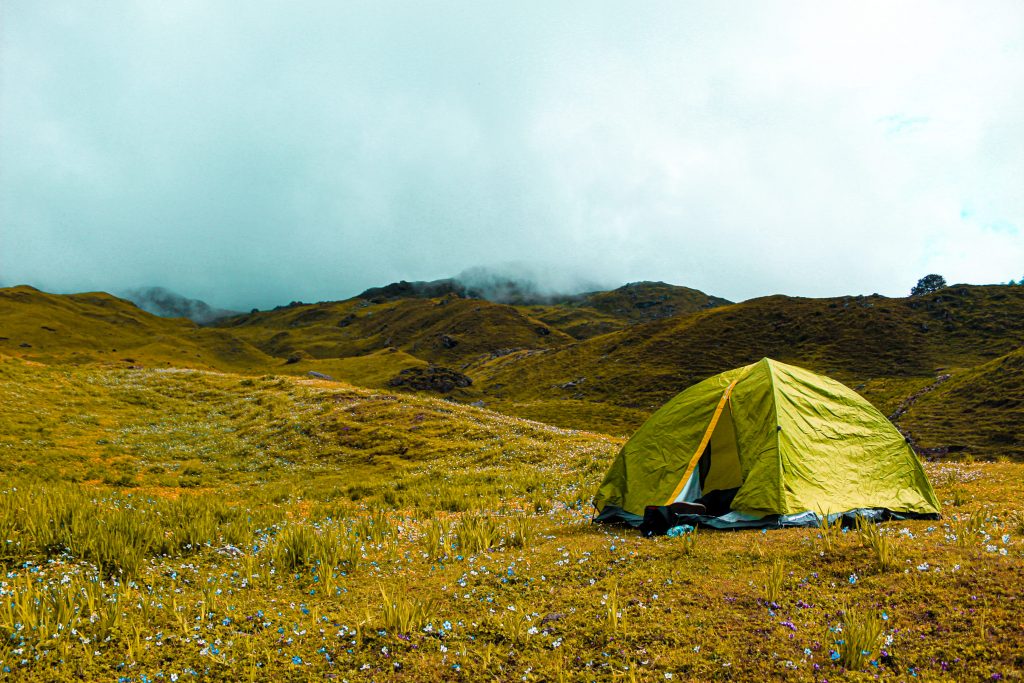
121;286;238;324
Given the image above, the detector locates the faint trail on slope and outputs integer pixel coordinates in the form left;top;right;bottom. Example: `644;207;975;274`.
890;373;954;458
889;373;952;423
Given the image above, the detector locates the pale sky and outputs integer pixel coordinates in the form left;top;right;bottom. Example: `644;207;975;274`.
1;1;1021;309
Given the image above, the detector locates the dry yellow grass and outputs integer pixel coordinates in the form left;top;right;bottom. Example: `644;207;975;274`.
0;358;1021;681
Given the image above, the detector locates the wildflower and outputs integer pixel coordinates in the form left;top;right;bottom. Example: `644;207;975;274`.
292;656;303;665
848;573;857;584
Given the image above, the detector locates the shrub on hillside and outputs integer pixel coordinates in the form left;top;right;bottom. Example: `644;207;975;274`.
911;274;947;296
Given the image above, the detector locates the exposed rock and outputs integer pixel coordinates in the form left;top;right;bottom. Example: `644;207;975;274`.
439;334;459;349
284;349;313;365
307;371;335;381
388;366;472;393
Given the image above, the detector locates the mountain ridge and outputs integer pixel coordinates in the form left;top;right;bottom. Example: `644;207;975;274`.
2;280;1021;459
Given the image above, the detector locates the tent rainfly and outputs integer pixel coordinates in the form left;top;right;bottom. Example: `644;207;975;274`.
593;358;940;531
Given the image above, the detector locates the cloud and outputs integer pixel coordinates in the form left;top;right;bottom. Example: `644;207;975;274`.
1;0;1022;309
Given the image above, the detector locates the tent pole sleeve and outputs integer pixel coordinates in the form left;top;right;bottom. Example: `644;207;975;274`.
662;378;741;505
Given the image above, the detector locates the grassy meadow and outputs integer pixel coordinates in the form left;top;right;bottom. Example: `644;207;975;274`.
0;357;1021;681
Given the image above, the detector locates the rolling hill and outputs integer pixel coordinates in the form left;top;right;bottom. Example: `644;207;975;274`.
357;277;731;340
2;280;1022;459
217;294;575;367
0;285;271;370
473;285;1024;456
518;281;731;339
898;345;1024;457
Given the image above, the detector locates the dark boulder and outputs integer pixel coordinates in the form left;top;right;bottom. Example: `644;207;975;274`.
388;366;472;393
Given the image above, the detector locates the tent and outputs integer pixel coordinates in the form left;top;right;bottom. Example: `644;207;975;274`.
593;358;940;531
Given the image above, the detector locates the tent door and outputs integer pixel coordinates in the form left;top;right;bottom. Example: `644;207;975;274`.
702;398;742;494
664;380;742;505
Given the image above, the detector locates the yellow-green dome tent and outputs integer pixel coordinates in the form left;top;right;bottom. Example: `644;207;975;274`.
593;358;940;530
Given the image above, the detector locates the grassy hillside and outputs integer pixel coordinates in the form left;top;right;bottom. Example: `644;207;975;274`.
4;282;1023;458
899;345;1024;458
0;357;1021;681
0;286;273;371
579;281;731;323
519;281;732;340
0;356;613;497
218;295;575;368
353;278;731;340
476;286;1024;447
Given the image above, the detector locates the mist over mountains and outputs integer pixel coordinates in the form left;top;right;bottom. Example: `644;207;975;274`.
121;266;725;324
121;287;240;324
359;267;616;306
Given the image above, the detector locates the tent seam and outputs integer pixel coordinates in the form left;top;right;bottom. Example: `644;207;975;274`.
764;358;788;513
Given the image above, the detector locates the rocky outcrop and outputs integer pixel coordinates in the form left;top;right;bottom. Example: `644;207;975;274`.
388;366;472;393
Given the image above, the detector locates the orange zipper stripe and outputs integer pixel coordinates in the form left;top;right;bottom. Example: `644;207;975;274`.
662;378;740;506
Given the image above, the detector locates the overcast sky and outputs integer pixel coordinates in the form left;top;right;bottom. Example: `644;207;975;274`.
1;1;1022;310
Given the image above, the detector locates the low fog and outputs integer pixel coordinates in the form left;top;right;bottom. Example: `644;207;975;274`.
2;1;1022;311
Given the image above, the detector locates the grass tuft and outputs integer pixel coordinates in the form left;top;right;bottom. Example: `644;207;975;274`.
835;605;884;670
763;556;786;604
376;583;433;636
855;517;900;571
